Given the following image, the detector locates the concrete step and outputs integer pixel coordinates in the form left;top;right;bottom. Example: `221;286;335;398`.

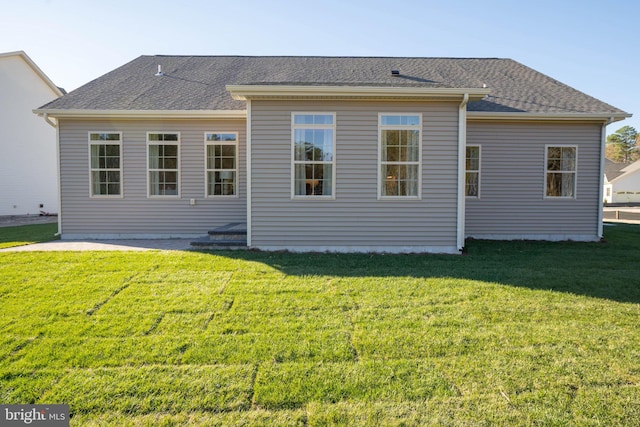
208;222;247;241
190;222;248;249
190;236;247;250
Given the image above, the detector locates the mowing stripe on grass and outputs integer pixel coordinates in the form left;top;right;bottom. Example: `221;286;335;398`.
0;369;65;404
223;295;235;311
70;408;309;426
9;334;41;356
345;329;360;362
41;365;256;415
203;312;217;329
86;281;133;316
150;312;213;334
253;359;459;410
86;266;160;316
182;330;355;365
87;283;129;316
8;336;193;369
143;313;165;335
343;310;360;362
248;364;260;409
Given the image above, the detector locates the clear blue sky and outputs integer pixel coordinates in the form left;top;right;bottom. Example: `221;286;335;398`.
1;0;637;134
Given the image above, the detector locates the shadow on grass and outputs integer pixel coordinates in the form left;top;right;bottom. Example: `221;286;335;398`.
200;223;640;305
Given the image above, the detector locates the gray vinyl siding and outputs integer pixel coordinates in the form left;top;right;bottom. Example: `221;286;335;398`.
250;100;460;252
58;118;246;237
465;121;602;240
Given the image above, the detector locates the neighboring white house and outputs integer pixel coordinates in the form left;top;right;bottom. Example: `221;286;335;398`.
604;159;640;204
0;51;63;216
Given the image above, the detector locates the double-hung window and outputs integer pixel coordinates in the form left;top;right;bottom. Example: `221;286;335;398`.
466;145;481;198
206;132;238;196
379;114;421;198
545;145;577;198
89;132;122;197
292;113;336;198
148;132;180;197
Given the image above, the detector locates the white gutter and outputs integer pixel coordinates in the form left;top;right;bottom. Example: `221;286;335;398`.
227;85;489;101
598;117;616;239
32;109;247;119
468;111;631;122
457;93;469;251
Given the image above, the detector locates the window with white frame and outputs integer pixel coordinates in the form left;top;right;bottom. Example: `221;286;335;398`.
466;145;480;198
292;113;335;197
89;132;122;197
206;132;237;196
545;145;577;198
148;132;179;197
379;114;421;198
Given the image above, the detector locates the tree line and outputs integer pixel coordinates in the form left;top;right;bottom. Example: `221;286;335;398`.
606;126;639;162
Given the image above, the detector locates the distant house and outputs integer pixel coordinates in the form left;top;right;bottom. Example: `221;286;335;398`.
604;159;640;204
35;56;631;253
0;51;64;216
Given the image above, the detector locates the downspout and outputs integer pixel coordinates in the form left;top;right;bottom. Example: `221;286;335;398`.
37;113;63;237
40;112;57;129
456;93;469;252
597;117;615;239
246;100;252;247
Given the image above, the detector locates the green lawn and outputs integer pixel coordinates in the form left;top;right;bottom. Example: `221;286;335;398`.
0;222;58;249
0;224;639;425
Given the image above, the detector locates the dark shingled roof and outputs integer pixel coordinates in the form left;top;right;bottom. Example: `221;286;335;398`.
40;56;628;115
604;158;632;181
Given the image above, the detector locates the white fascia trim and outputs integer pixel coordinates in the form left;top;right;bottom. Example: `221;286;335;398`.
468;112;631;122
227;85;489;100
250;245;462;255
1;51;64;96
33;109;247;119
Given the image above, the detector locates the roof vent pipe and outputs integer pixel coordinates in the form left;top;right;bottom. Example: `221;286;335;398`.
391;70;400;76
155;65;163;77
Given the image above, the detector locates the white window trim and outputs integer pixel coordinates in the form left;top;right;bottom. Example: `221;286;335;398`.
377;113;422;200
465;144;481;199
204;132;239;198
88;131;123;199
544;144;578;200
147;131;181;198
290;112;337;200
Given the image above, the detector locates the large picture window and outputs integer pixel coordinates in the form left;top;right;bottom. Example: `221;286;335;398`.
292;113;335;197
206;132;237;196
545;145;577;198
466;145;480;198
148;132;179;197
89;132;122;197
379;114;421;198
